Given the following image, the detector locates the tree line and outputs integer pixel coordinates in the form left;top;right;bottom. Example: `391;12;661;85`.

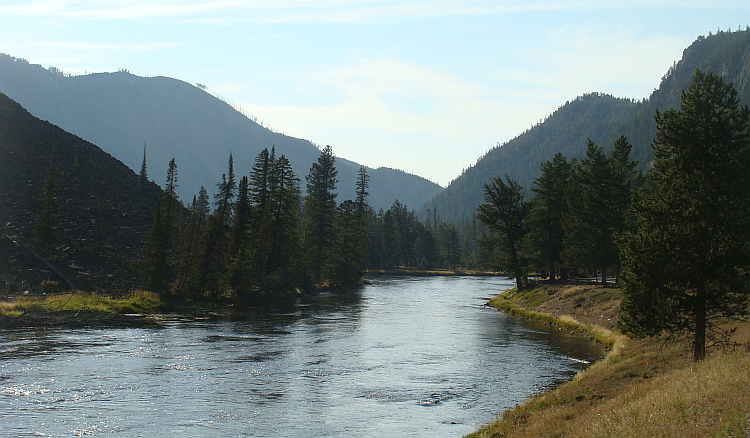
478;70;750;361
139;145;483;305
477;134;641;291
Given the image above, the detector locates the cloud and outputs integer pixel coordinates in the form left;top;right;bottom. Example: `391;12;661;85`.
0;0;731;23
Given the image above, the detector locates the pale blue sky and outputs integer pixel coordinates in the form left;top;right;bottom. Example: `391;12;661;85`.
0;1;747;186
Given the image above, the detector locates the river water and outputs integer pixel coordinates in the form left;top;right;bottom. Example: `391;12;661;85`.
0;276;603;437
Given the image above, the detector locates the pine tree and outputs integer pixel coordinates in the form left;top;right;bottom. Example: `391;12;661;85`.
477;176;529;290
563;138;638;284
140;159;180;295
526;153;571;281
175;186;210;298
619;70;750;361
139;142;148;186
195;154;236;300
36;142;59;252
304;145;338;286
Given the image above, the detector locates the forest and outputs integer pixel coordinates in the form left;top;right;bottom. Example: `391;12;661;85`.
135;144;489;306
477;70;750;361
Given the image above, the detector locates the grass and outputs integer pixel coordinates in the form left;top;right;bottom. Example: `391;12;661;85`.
0;290;167;316
468;283;750;438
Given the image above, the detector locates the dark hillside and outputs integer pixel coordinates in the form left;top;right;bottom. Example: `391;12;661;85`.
0;55;442;211
0;93;162;294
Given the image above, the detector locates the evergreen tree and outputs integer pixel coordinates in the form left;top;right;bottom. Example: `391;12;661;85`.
249;148;274;283
36;142;59;252
563;138;638;284
139;142;148;186
140;197;172;293
477;176;529;290
304;145;338;286
227;175;253;298
195;154;236;299
140;159;181;295
619;70;750;361
175;186;210;298
526;153;571;281
266;153;302;294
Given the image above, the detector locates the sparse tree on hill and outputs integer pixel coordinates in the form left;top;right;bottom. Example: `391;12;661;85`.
36;142;59;252
139;142;148;186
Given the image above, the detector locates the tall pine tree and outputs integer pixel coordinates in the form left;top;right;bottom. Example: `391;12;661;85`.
619;70;750;361
304;145;338;287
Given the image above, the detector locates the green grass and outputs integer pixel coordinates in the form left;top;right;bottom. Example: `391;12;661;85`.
0;290;167;316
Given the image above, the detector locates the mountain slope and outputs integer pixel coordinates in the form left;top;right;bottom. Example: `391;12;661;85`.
0;93;162;294
424;29;750;222
423;93;640;221
0;55;442;211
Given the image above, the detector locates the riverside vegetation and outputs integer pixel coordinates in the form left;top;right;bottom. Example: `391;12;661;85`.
468;282;750;438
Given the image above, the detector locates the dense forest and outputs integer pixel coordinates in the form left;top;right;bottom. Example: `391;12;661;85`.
425;28;750;222
138;145;485;306
478;70;750;361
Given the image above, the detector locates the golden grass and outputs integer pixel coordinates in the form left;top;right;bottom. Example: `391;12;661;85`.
468;283;750;438
0;290;166;316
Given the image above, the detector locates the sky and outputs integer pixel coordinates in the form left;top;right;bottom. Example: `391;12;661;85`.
0;1;747;187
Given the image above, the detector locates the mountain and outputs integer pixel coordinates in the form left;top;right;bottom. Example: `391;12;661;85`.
0;92;162;294
0;54;442;211
423;28;750;222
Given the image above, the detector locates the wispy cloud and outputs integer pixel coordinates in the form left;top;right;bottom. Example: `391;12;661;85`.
0;0;731;23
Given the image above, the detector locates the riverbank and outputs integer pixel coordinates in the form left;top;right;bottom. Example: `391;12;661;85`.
468;281;750;438
0;291;166;328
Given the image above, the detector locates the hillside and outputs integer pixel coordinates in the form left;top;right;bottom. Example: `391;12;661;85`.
0;55;442;211
0;93;162;294
425;29;750;222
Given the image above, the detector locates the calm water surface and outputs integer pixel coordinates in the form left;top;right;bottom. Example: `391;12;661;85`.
0;276;603;437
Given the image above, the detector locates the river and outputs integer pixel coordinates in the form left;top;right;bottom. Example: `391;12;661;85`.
0;276;603;437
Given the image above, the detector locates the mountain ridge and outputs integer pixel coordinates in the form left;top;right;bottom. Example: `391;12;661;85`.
423;28;750;222
0;54;442;211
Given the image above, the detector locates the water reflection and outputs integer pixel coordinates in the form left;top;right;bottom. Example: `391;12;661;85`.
0;276;603;437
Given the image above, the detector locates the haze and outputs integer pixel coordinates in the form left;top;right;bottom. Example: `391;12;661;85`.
0;0;746;186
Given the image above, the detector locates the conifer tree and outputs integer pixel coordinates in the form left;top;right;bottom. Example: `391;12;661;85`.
304;145;338;286
477;176;528;290
563;139;637;283
526;153;571;281
175;186;210;298
139;142;148;186
619;70;750;361
195;154;236;299
36;142;59;252
140;159;180;295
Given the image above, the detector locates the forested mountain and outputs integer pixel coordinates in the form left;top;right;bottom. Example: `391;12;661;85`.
424;28;750;222
0;93;162;293
0;54;442;211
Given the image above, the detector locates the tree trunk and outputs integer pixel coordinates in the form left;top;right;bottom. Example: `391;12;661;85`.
693;296;707;361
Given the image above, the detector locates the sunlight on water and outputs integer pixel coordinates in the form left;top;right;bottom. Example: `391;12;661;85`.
0;277;603;437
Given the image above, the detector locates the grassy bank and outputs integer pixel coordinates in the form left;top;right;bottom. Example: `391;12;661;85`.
0;291;167;328
0;290;166;316
469;282;750;438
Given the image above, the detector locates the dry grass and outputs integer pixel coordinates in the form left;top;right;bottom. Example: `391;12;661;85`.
0;290;166;316
468;283;750;438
